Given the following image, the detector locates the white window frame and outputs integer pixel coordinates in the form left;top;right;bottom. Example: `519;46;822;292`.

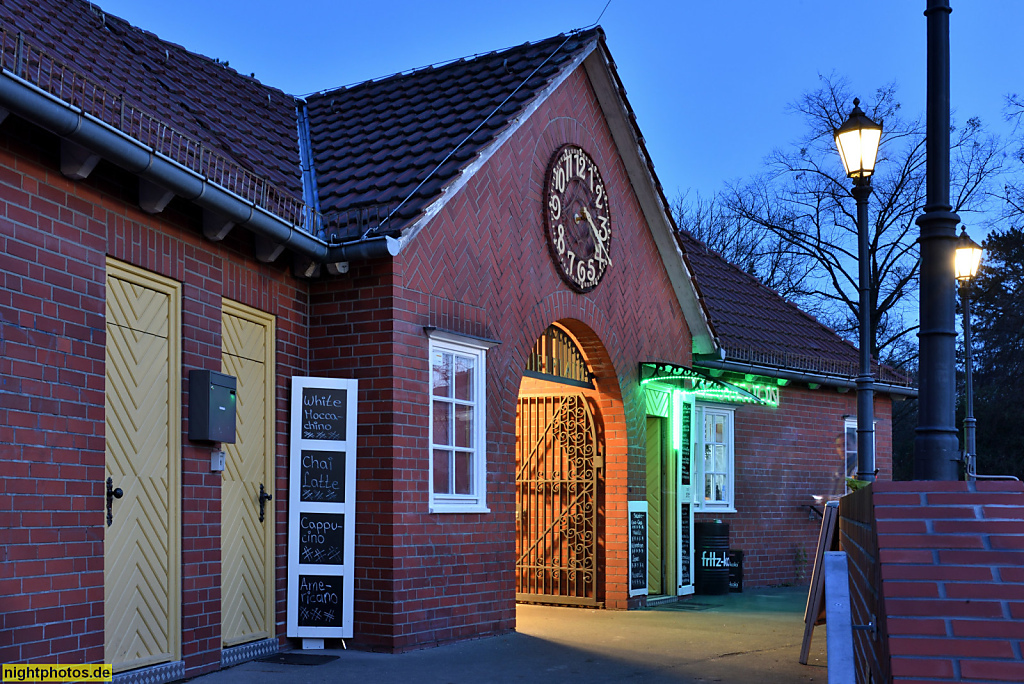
844;416;876;480
427;329;494;514
695;404;736;513
844;417;858;480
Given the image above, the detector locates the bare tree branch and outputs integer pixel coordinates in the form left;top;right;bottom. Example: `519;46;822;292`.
675;74;1005;366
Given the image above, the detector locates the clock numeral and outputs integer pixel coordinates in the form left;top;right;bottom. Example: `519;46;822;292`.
556;225;566;255
566;249;576;273
554;166;566;193
595;183;605;209
587;259;596;282
577;259;587;283
548;193;561;221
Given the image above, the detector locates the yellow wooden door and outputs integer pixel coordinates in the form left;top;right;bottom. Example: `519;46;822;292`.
646;416;663;595
220;300;275;646
104;260;181;672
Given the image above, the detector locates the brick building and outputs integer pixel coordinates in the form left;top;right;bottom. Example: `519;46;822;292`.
0;1;910;681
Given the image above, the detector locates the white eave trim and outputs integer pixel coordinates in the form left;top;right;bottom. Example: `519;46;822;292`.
581;49;717;356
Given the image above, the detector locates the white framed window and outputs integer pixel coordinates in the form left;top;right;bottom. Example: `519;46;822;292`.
844;418;858;479
427;329;493;514
844;416;876;479
696;405;735;512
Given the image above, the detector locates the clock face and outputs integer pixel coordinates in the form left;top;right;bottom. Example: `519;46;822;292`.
543;145;612;293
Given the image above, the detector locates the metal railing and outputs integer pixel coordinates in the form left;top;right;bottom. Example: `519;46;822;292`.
0;27;318;232
728;346;915;387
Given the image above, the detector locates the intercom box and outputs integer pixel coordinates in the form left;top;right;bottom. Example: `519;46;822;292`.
188;369;237;443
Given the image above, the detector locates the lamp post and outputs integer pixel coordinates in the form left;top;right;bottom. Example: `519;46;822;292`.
915;0;961;480
954;227;983;477
834;98;882;483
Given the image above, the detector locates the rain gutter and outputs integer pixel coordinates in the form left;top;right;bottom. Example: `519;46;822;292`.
0;69;399;265
694;357;919;398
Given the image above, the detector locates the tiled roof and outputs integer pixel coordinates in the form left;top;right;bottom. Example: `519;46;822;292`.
0;0;302;198
675;229;898;381
306;30;600;240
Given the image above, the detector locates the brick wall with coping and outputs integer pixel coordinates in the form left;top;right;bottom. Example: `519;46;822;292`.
840;479;1024;683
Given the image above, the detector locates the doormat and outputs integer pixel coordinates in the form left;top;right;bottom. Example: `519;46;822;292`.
648;601;721;612
258;653;339;666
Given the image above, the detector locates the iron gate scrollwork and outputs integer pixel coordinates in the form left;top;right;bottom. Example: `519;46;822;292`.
516;393;601;606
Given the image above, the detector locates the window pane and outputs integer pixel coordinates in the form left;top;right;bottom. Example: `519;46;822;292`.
455;405;473;448
705;474;713;501
704;415;714;442
715;445;727;472
714;416;725;442
714;475;726;501
845;425;858;477
432;351;452;397
704;445;713;472
454;355;474;401
433;400;452;446
433;449;451;494
454;451;473;494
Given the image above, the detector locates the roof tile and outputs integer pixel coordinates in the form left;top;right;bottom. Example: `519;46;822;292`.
1;0;302;198
306;29;600;240
676;229;906;380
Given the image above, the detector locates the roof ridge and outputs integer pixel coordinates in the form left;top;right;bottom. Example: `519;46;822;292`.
304;28;601;100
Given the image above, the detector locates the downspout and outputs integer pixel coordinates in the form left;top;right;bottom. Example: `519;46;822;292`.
296;101;321;220
0;69;400;264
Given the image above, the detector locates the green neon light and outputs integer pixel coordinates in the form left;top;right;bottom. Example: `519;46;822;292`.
641;362;777;407
672;389;684;451
734;382;781;407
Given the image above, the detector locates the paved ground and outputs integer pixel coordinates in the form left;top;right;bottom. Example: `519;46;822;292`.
189;587;829;684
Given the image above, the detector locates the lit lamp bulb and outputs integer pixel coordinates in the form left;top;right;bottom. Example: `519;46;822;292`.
834;98;882;181
954;227;983;281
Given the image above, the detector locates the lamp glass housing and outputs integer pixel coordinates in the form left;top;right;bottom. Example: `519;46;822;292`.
955;230;983;281
834;100;882;180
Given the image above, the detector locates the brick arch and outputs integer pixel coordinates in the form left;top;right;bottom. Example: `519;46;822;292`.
501;291;632;608
529;115;614;196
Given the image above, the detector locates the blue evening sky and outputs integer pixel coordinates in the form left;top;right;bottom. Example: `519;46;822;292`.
94;1;1024;209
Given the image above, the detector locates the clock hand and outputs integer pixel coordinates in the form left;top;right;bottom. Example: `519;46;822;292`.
580;206;612;267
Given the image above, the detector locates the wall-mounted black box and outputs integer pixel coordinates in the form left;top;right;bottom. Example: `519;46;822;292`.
188;370;237;443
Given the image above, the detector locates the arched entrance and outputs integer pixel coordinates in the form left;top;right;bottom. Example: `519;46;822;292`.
514;321;625;607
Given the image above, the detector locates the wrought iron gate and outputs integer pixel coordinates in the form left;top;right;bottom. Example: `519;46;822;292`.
516;393;601;606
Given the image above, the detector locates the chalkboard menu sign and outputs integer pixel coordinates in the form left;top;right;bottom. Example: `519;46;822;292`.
288;377;357;642
300;387;347;440
299;512;345;565
680;402;692;486
300;450;345;502
297;574;345;628
628;502;648;596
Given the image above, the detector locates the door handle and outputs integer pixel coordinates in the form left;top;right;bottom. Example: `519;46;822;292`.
106;477;123;527
258;483;273;523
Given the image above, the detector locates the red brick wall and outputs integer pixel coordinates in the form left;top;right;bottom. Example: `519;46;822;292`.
840;480;1024;683
306;66;693;649
0;120;308;675
697;387;894;588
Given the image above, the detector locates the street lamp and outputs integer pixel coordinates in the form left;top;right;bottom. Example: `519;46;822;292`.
834;98;882;483
915;0;961;481
955;227;983;478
